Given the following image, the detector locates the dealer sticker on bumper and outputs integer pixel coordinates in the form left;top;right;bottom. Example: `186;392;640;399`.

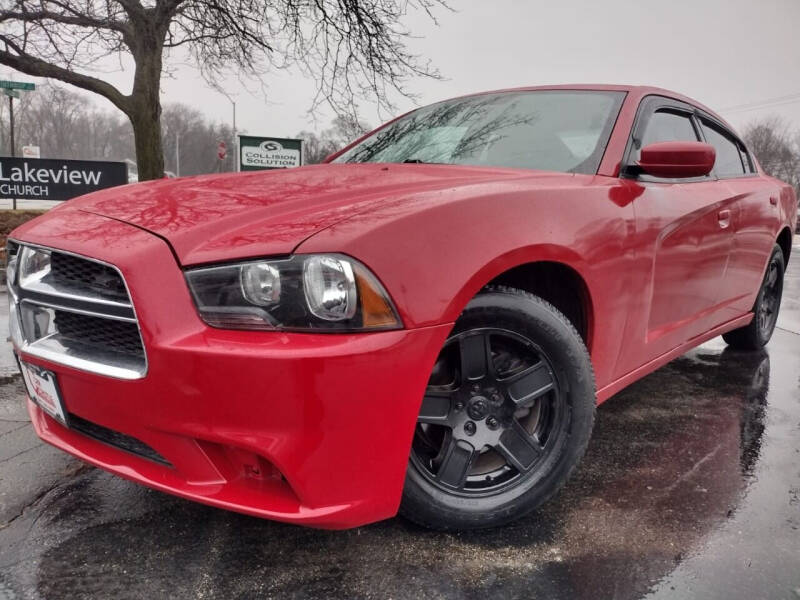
19;360;69;427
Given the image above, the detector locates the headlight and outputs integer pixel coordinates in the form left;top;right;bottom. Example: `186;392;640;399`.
18;246;51;288
185;254;401;331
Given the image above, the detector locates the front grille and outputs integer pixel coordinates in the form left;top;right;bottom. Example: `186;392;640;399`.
69;413;171;467
50;252;129;303
8;242;147;379
54;311;143;356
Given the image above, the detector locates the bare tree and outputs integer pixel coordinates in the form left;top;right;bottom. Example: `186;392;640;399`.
743;116;800;194
161;103;234;175
297;114;372;164
295;129;339;164
0;83;134;159
329;114;372;146
0;0;447;180
1;82;240;175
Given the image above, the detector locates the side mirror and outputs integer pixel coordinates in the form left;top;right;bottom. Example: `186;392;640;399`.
636;141;716;178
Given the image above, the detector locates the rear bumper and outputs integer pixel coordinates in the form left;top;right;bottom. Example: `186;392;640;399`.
13;208;452;528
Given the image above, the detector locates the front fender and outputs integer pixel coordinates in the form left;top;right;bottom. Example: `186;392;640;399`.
297;179;637;389
439;243;591;324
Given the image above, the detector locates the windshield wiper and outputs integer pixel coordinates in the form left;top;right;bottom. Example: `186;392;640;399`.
402;158;426;163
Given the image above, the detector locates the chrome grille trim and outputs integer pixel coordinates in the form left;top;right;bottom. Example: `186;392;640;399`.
10;241;133;308
19;277;133;308
7;240;148;380
19;298;138;323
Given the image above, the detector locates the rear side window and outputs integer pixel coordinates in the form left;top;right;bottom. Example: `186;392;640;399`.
640;110;699;147
700;120;746;177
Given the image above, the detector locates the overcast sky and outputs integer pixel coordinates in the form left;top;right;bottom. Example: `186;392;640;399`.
3;0;800;138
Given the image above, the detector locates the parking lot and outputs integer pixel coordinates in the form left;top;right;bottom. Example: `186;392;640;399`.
0;244;798;600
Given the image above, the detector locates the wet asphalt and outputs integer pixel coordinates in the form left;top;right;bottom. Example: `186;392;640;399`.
1;243;799;600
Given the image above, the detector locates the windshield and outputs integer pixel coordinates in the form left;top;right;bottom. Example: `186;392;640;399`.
335;90;625;174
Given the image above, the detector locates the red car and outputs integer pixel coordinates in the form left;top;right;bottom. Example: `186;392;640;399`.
7;85;797;530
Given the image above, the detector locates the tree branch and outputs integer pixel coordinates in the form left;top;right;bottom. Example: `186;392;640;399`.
0;9;127;33
0;45;129;113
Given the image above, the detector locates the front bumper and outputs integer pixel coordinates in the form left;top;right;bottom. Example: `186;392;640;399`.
12;209;451;528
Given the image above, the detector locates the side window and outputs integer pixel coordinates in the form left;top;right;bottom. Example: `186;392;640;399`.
700;120;746;177
640;110;699;148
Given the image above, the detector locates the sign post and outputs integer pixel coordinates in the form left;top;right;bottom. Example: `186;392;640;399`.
238;135;303;171
1;80;36;209
217;141;227;172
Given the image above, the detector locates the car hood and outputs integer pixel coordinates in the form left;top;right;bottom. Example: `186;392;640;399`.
71;163;560;265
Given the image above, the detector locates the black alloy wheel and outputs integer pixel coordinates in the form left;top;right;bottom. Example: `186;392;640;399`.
400;286;596;530
723;244;785;351
756;256;783;339
410;328;564;496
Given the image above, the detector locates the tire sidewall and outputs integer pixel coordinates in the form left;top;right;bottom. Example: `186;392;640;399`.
754;246;785;345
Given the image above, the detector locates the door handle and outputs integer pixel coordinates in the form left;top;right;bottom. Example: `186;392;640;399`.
770;196;778;206
717;209;731;228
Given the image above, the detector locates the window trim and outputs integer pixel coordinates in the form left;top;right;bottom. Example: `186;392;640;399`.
695;112;758;180
621;95;712;184
621;94;758;183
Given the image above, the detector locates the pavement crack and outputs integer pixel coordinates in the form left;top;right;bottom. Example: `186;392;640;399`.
0;445;40;464
0;423;29;437
776;326;800;335
0;463;90;531
662;443;723;494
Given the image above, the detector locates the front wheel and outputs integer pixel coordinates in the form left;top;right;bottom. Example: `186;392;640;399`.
723;244;785;351
399;286;596;530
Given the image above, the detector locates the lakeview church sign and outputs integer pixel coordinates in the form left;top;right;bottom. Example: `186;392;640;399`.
0;157;128;201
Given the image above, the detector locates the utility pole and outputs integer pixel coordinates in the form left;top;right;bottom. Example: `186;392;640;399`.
230;98;237;172
175;131;180;177
219;91;237;172
8;94;14;210
8;94;14;156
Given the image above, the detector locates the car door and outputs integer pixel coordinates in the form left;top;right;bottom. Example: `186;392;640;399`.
614;97;737;375
696;116;779;319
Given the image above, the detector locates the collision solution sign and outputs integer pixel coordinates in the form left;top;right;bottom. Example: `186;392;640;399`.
239;135;303;171
0;157;128;200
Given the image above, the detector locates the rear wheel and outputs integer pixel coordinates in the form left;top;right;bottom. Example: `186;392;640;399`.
723;244;785;351
399;286;595;530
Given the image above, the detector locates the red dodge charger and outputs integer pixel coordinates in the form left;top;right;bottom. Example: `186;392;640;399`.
7;85;797;530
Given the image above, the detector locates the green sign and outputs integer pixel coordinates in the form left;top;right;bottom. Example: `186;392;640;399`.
238;135;303;171
0;80;35;91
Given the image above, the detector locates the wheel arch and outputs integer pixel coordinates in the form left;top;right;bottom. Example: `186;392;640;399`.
777;226;792;266
444;246;595;352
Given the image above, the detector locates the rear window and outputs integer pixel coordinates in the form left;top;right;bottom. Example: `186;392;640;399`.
335;90;626;175
700;120;746;177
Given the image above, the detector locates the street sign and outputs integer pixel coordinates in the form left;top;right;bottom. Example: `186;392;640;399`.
3;89;20;99
217;141;227;160
0;80;35;91
0;157;127;201
238;135;303;171
22;146;40;159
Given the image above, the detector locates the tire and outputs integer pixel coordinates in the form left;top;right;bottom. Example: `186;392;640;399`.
399;286;596;530
723;244;785;351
